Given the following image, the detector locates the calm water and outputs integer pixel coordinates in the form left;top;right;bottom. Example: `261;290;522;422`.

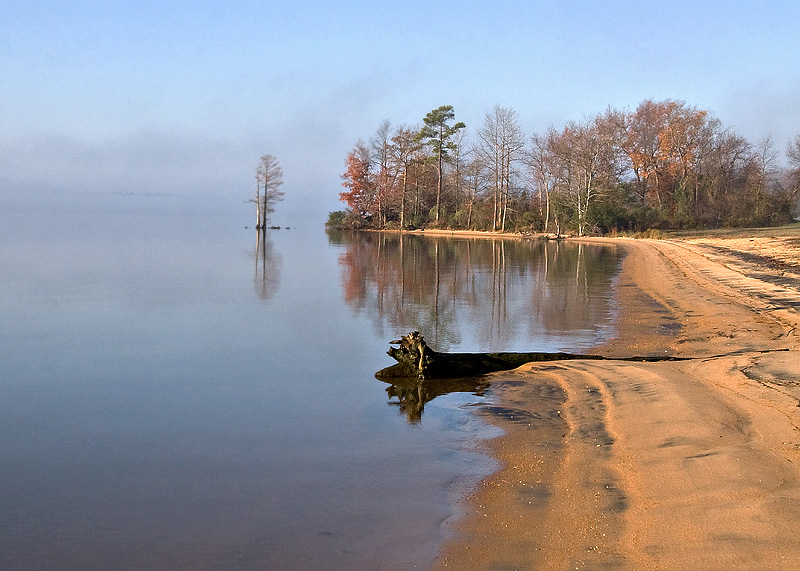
0;207;623;570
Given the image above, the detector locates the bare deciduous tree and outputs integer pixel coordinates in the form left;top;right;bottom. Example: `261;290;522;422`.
390;125;422;229
527;130;558;234
478;105;525;232
253;154;284;229
787;135;800;207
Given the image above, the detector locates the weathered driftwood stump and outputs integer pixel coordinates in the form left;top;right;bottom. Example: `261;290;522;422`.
375;331;691;381
375;331;606;380
382;331;436;379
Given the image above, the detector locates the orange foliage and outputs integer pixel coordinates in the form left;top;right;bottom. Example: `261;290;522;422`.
623;99;713;205
339;148;375;216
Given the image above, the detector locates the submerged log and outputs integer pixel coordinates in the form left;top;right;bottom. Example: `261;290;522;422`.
376;331;689;380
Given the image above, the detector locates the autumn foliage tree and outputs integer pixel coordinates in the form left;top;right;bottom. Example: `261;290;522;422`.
339;141;375;226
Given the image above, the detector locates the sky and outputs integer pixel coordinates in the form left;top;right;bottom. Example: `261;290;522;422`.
2;0;799;227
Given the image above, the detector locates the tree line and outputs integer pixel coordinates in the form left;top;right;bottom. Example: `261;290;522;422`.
329;100;800;234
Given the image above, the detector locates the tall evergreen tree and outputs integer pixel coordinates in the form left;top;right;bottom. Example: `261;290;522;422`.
416;105;466;224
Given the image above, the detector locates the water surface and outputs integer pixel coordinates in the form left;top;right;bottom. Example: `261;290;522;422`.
0;208;622;570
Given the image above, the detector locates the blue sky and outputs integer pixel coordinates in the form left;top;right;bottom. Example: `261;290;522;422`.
2;0;799;226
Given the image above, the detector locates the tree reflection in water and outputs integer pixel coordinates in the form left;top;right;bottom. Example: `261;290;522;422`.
329;231;622;351
254;228;282;302
328;231;623;421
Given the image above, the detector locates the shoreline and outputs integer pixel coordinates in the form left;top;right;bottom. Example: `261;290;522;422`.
403;228;547;240
434;235;800;569
331;226;555;240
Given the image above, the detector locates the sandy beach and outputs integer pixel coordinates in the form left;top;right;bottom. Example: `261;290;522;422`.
435;233;800;570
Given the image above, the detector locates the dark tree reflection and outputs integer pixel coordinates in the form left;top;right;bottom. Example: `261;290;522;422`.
330;232;623;352
254;228;282;302
385;377;490;424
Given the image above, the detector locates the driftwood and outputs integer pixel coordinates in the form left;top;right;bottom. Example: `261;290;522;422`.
375;331;687;381
376;331;602;380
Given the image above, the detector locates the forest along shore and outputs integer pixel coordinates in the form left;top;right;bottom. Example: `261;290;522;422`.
435;233;800;570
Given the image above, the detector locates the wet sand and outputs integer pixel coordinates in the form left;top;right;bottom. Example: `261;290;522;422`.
435;236;800;570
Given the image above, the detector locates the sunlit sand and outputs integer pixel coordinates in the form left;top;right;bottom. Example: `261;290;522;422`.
437;233;800;569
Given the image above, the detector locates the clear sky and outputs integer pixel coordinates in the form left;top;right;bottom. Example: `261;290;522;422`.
2;0;799;226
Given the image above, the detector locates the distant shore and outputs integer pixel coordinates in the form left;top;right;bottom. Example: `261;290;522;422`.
435;227;800;569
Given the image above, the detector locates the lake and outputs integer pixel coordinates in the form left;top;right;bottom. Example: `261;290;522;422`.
0;207;623;570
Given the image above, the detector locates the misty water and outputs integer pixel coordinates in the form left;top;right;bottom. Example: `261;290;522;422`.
0;206;623;570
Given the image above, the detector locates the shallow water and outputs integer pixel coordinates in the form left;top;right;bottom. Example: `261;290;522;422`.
0;207;622;570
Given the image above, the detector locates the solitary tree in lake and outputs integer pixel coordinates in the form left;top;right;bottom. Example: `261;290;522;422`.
253;154;284;229
416;105;466;224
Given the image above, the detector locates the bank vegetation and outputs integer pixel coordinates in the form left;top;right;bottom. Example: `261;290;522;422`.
328;100;800;235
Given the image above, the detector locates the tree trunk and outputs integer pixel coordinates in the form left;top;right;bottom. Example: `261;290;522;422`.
435;158;442;224
544;187;550;234
400;169;407;228
256;180;262;229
